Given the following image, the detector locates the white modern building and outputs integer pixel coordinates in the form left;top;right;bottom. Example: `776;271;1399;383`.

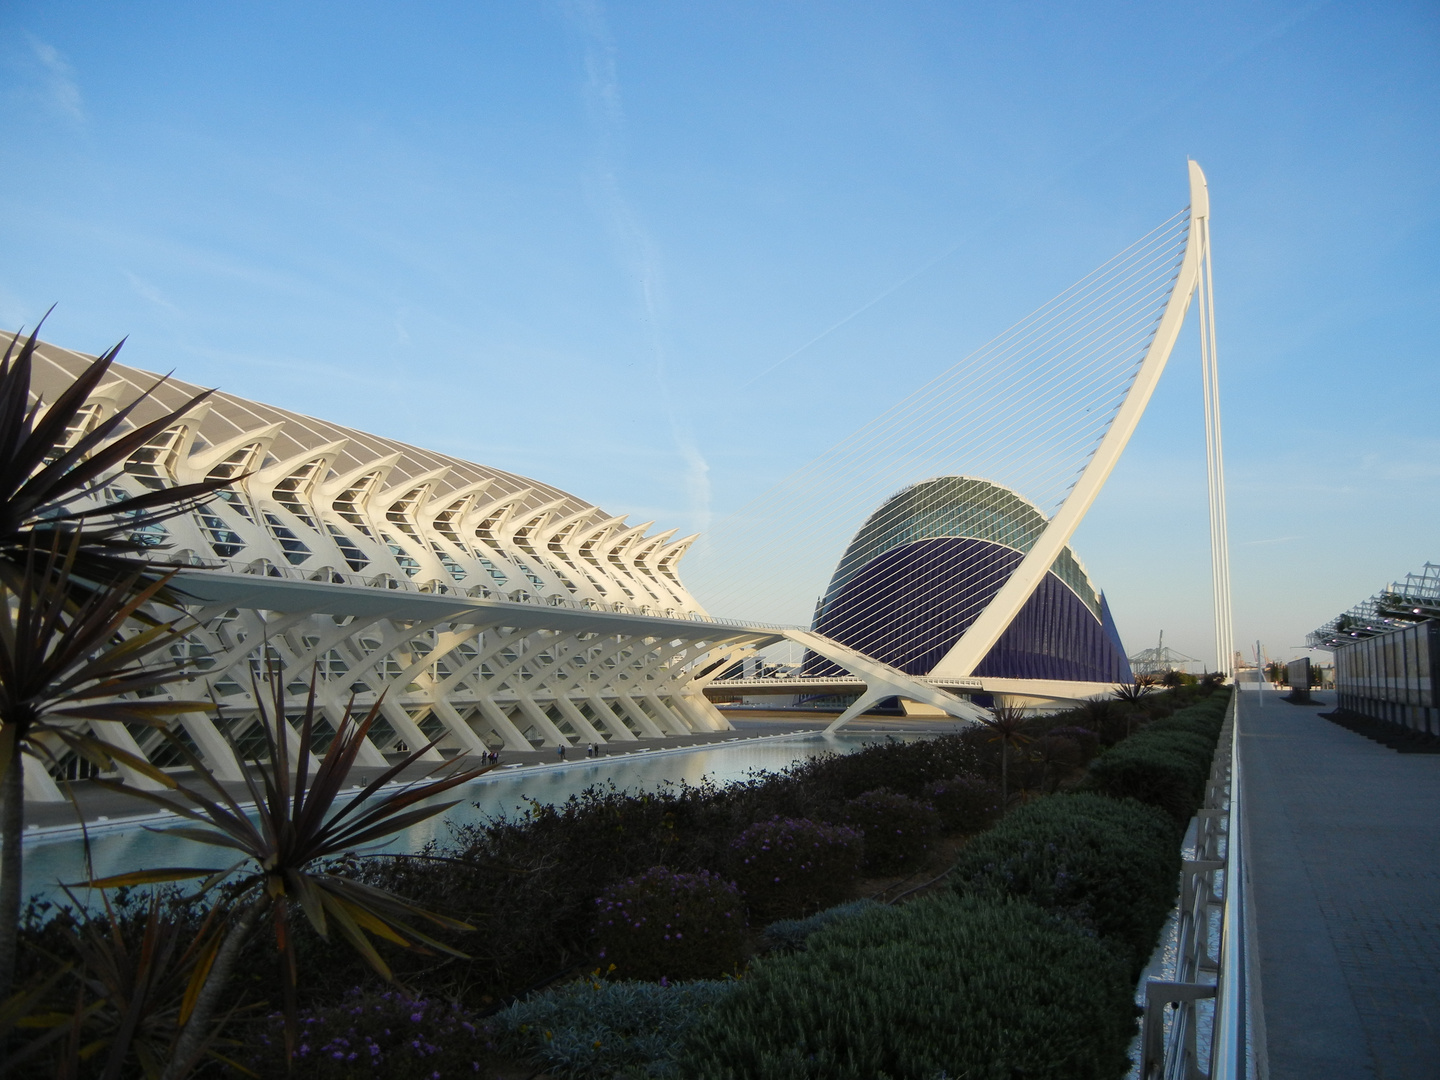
21;338;778;800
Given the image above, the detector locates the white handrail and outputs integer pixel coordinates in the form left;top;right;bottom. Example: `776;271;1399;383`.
1141;688;1260;1080
1212;697;1253;1080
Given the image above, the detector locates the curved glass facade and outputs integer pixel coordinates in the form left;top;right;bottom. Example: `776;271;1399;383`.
809;477;1131;683
820;476;1101;621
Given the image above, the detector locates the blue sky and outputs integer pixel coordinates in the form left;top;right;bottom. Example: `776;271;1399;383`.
2;1;1436;668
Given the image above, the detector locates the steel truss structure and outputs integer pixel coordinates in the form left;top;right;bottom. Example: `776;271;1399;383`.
1308;562;1440;649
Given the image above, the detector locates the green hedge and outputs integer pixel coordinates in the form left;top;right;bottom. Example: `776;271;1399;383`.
678;895;1135;1080
492;978;733;1079
949;792;1179;972
1079;691;1230;826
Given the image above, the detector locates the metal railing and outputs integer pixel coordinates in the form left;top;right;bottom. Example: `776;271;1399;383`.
1141;690;1260;1080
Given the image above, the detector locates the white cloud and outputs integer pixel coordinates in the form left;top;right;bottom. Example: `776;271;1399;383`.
125;272;181;315
25;35;84;123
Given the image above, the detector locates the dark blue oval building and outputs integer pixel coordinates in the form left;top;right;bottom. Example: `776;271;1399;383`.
806;476;1132;683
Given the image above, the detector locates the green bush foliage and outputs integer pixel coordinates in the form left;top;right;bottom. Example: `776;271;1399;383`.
1079;691;1230;825
594;867;747;981
345;729;993;1003
239;989;491;1078
918;772;1002;833
491;978;734;1079
13;685;1226;1080
678;895;1135;1080
842;789;939;875
729;817;863;922
949;792;1180;973
760;899;880;953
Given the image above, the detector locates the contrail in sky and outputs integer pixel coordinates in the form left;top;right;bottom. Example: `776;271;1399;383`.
565;0;712;535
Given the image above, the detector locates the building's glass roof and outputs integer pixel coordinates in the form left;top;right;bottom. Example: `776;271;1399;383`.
820;475;1102;619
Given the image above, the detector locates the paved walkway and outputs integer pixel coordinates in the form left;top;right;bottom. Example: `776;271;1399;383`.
1240;684;1440;1080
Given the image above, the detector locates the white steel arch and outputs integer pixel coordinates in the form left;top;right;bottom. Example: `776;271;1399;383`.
931;161;1230;678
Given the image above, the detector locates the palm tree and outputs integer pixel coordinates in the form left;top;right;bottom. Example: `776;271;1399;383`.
975;698;1031;812
85;673;493;1078
0;319;231;1002
0;539;201;1004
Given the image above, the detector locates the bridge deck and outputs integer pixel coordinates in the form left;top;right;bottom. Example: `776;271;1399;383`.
1240;684;1440;1079
703;675;1116;703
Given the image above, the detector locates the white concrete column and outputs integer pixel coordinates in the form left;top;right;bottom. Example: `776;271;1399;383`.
378;700;445;761
585;695;639;742
22;753;64;802
552;695;608;744
318;702;390;767
475;698;536;752
429;698;496;757
176;711;246;782
513;695;571;746
643;692;691;736
87;720;167;790
674;691;732;732
615;693;666;739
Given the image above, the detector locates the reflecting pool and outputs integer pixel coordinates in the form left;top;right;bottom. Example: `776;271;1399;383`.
23;732;906;904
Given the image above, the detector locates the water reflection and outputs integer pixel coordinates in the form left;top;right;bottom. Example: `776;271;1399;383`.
23;732;904;904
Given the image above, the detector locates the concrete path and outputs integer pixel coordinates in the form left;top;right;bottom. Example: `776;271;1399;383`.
1239;683;1440;1080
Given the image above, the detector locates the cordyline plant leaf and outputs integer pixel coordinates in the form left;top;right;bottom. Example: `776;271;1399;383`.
5;891;238;1080
0;963;108;1078
89;667;494;1077
0;317;233;592
0;537;204;784
0;534;207;1007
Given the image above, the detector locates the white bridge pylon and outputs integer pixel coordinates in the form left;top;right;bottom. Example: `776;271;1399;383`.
930;161;1227;679
724;160;1235;728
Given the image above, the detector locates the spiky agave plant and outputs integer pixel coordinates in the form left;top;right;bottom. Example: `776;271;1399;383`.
1111;678;1153;705
0;537;202;1005
0;317;235;1002
86;672;493;1079
0;320;223;592
1110;678;1155;739
3;892;231;1080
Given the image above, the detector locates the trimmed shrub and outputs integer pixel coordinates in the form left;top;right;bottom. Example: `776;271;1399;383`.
918;773;1002;834
240;989;489;1078
950;792;1179;972
678;895;1135;1080
491;978;734;1079
1081;741;1208;825
729;817;863;922
842;789;939;875
804;733;987;800
760;899;880;953
1079;692;1229;825
594;867;747;980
